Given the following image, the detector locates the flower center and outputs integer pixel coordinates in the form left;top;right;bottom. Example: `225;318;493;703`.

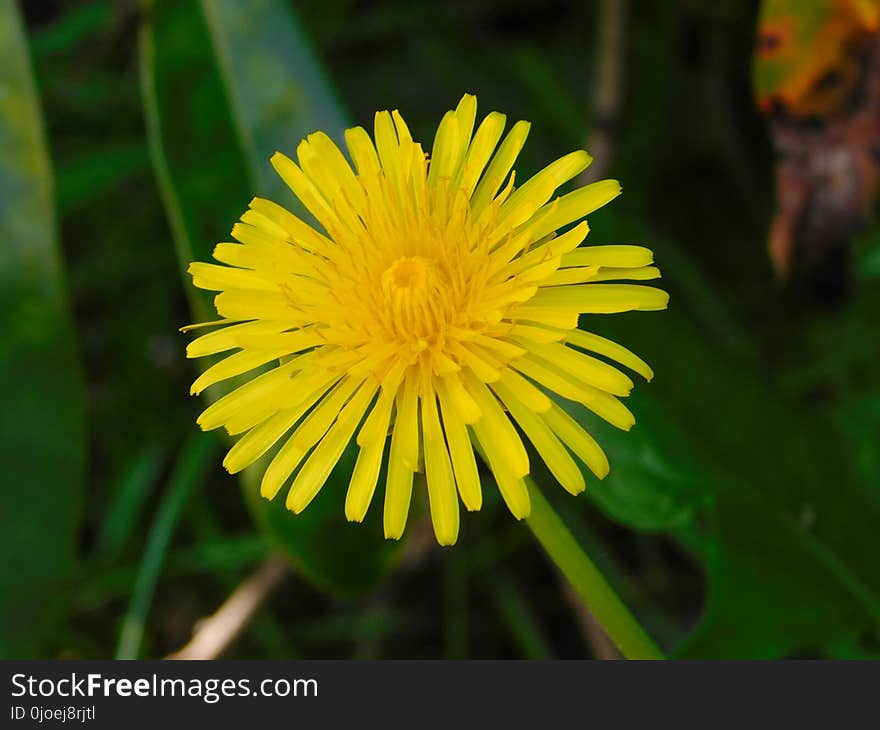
382;256;429;291
379;256;452;346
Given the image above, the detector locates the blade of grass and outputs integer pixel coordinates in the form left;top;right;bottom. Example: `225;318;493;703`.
443;548;468;658
96;443;165;562
77;534;268;612
289;608;418;646
489;571;556;659
115;432;216;659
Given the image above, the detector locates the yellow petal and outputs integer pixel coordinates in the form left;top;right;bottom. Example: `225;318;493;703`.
545;265;660;286
461;370;529;478
509;305;580;330
453;93;478;151
471;425;530;519
223;407;304;474
497;367;551;412
346;403;392;522
383;387;416;540
420;383;460;545
345;125;381;179
470;119;530;217
427;111;463;189
248;197;336;257
527;179;622;241
234;328;323;352
190;348;289;396
505;323;567;344
497;150;592;228
286;381;377;513
186;320;287;358
374;110;401;182
529;283;670;313
459;111;506;197
565;329;654;381
188;262;277;292
514;340;634;397
435;373;482;425
585;266;660;283
197;360;299;432
436;378;482;511
180;318;237;333
495;221;590;281
270;152;345;240
356;369;401;446
260;377;362;499
492;380;585;495
396;373;420;470
299;131;365;215
542;403;609;479
578;386;635;431
214;290;296;321
511;356;596;406
561;244;653;269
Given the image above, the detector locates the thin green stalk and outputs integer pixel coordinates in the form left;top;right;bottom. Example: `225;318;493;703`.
524;478;665;660
489;571;556;659
443;548;468;659
97;443;165;561
115;432;216;659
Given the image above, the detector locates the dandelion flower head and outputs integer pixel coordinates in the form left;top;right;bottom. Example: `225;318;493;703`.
185;94;668;546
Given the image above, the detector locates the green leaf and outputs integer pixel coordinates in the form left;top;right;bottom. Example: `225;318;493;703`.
567;344;880;657
643;317;880;656
589;308;880;655
0;1;87;657
584;305;880;656
678;482;875;658
198;0;348;211
140;0;402;598
140;0;251;319
581;392;708;532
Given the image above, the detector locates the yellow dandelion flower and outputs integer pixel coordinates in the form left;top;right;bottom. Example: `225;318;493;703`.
184;94;668;546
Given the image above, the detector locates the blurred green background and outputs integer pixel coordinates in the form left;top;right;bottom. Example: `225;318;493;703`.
3;0;880;659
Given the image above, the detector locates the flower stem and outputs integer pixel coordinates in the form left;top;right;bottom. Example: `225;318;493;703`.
524;478;665;660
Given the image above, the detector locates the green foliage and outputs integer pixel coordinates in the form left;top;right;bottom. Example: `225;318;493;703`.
198;0;349;209
0;0;87;657
580;392;707;533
